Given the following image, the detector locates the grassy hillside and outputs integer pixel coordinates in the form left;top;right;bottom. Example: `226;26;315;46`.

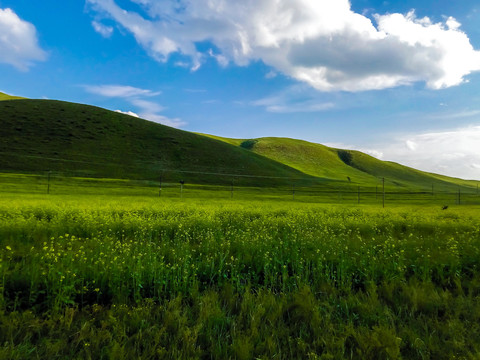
0;91;24;101
0;99;314;186
204;135;479;191
2;98;477;191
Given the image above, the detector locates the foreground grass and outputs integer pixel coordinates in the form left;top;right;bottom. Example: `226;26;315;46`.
1;195;480;359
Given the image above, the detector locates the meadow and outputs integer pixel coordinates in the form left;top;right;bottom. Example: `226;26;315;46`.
1;176;480;359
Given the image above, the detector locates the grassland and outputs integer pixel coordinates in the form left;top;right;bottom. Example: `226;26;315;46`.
1;176;480;359
2;95;480;358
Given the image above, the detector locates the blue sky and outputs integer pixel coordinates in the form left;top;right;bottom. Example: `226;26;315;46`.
1;0;480;180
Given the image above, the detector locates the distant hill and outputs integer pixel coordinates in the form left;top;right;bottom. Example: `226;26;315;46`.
0;99;314;186
202;135;478;191
0;92;24;101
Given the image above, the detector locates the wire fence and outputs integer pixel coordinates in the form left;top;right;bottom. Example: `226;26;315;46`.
1;170;479;207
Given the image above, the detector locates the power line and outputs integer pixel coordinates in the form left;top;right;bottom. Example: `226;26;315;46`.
0;151;313;181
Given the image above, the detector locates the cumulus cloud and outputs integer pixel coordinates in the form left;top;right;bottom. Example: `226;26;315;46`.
92;20;114;38
87;0;480;91
85;84;186;128
0;8;47;70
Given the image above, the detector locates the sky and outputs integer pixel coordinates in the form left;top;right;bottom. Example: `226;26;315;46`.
1;0;480;180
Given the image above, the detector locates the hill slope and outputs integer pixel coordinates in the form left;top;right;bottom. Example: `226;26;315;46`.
203;135;478;191
0;99;314;185
0;92;24;101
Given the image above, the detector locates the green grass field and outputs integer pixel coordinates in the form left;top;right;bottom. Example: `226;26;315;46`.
1;95;480;358
1;175;480;359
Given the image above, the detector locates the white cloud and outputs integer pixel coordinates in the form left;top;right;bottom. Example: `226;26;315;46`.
0;8;46;70
87;0;480;92
85;83;186;128
253;85;334;113
324;142;385;160
325;126;480;180
255;99;334;113
115;110;139;117
138;113;187;128
92;20;114;38
426;109;480;120
130;99;185;127
208;49;229;67
130;98;165;113
84;84;160;98
406;140;417;151
265;71;278;79
371;126;480;180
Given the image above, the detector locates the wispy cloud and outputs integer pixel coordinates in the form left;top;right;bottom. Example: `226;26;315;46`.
130;99;165;113
331;125;480;180
91;20;114;38
137;113;186;128
265;71;278;79
253;85;334;113
256;100;334;113
425;109;480;120
84;84;160;98
84;84;186;128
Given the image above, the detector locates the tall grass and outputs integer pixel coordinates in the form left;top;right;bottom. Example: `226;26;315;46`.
1;195;480;358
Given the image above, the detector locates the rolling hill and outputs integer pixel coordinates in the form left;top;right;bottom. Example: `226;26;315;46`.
202;135;479;191
0;99;314;186
0;95;477;191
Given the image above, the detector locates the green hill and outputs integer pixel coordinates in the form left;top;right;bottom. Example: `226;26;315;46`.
1;98;477;191
0;99;319;186
202;135;479;192
0;92;24;101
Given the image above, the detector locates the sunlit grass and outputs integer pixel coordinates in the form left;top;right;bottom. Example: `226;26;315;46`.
1;193;480;358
